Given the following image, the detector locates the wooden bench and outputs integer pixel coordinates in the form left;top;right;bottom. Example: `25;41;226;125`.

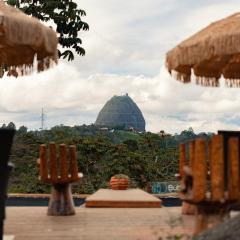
179;134;239;235
38;142;82;216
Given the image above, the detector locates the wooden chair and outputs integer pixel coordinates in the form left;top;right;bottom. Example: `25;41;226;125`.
179;134;239;235
38;142;82;216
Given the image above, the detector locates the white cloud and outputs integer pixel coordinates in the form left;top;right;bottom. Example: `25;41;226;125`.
1;0;240;134
1;64;240;134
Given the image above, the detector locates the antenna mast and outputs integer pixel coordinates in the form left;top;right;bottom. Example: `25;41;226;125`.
40;108;46;130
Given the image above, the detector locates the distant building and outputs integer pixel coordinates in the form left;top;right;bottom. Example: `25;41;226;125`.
99;127;109;132
158;130;171;138
95;94;146;132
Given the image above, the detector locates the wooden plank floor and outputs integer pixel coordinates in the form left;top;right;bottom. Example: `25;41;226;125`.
4;207;194;240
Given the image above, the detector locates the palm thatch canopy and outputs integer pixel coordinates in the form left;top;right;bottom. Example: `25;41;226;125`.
0;1;58;77
166;13;240;87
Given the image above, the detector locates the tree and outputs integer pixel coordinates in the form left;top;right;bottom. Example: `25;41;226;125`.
6;0;89;61
7;122;16;130
18;126;28;134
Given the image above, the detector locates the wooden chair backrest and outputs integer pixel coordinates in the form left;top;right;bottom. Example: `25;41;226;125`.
39;142;80;184
179;135;239;203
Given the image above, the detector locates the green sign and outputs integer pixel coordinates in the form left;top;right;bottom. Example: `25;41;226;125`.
151;181;180;194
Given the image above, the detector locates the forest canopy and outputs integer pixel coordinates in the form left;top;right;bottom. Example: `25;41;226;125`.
4;123;212;194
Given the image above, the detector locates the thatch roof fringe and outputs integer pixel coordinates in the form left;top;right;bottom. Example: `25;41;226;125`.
166;13;240;87
0;1;58;77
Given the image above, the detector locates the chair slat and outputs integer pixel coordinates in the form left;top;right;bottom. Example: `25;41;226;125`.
192;139;207;202
210;135;224;202
60;144;68;182
228;137;239;201
49;142;57;182
179;144;186;178
189;140;195;170
39;144;48;181
69;145;79;181
208;140;212;180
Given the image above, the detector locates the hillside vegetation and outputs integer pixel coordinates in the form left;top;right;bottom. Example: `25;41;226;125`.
3;123;211;194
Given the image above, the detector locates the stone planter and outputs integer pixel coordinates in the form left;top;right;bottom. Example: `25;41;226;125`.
110;175;129;190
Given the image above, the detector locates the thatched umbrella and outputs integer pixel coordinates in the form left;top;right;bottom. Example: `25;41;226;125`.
0;1;58;77
166;13;240;87
166;12;240;240
0;2;58;239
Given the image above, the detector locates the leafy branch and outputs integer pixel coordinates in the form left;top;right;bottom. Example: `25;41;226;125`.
6;0;89;61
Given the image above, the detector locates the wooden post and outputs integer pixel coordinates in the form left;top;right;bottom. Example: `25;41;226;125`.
210;135;224;202
228;137;239;201
69;145;79;181
49;142;57;182
48;184;75;216
39;144;48;181
179;144;186;178
192;139;207;202
182;140;196;215
60;144;68;182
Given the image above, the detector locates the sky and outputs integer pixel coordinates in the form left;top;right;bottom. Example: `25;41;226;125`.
1;0;240;133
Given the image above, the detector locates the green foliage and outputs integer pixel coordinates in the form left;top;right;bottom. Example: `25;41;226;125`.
6;123;211;194
1;122;17;130
111;130;140;143
8;131;50;193
18;126;28;134
112;174;129;179
123;139;138;151
6;0;89;61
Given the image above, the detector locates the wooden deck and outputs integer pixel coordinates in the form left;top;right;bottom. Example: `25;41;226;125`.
4;207;194;240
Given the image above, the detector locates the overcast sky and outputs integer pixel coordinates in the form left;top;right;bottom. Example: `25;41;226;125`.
1;0;240;133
